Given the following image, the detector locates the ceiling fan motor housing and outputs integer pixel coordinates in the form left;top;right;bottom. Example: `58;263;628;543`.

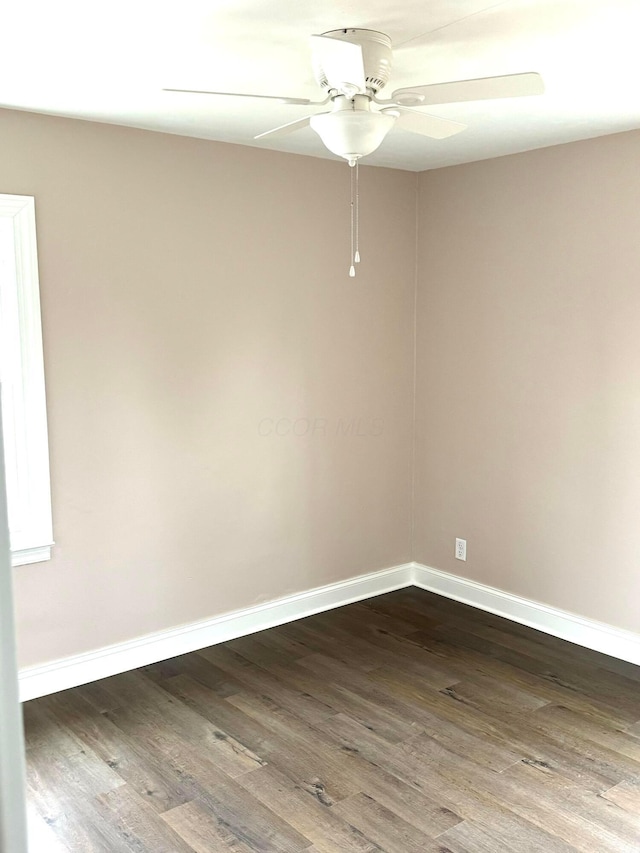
314;29;393;94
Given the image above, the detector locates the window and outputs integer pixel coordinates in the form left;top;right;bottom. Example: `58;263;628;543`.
0;194;53;566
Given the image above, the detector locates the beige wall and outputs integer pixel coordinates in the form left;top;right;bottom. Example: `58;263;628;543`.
6;106;640;667
414;130;640;633
0;109;416;667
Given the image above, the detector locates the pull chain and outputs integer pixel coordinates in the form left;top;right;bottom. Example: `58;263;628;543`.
348;160;361;277
354;161;360;265
349;162;355;277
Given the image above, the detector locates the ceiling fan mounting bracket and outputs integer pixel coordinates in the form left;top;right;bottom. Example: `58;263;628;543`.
313;29;393;94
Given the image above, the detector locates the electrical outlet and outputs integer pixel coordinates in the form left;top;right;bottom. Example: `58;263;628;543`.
455;538;467;561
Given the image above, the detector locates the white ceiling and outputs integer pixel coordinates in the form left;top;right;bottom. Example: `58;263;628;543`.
2;0;640;171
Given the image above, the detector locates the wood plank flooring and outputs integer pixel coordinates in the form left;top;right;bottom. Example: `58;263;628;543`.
23;588;640;852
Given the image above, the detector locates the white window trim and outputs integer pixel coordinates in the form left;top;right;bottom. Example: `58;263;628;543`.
0;194;53;567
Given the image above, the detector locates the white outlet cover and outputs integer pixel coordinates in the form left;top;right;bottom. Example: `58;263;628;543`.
455;538;467;561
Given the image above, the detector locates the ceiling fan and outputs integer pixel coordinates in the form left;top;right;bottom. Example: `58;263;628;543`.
164;28;545;166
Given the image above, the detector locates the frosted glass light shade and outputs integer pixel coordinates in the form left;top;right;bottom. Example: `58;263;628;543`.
310;110;396;164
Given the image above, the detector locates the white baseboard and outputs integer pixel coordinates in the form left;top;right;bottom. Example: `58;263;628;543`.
412;562;640;667
19;561;640;701
18;563;413;702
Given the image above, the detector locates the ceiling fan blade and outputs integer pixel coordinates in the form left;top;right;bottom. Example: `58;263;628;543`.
386;72;544;107
254;115;316;141
383;108;467;140
163;88;321;106
310;34;366;95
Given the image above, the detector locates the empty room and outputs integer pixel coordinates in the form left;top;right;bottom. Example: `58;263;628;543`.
1;2;639;852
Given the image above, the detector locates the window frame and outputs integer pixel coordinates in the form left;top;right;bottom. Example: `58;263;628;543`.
0;194;53;567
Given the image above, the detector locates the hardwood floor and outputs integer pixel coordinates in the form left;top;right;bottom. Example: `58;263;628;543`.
23;588;640;852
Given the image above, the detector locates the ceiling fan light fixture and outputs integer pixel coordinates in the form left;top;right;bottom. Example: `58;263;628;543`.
310;109;397;165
